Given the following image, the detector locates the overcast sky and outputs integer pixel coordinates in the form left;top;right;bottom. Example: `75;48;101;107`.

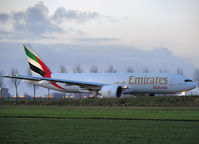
0;0;198;96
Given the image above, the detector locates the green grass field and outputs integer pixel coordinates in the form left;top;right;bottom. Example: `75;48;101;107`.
0;105;199;144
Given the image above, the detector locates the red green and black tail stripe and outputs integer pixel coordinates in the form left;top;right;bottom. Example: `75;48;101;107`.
28;62;45;77
24;44;51;78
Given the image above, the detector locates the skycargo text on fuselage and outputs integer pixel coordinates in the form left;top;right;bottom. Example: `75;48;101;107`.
129;76;168;85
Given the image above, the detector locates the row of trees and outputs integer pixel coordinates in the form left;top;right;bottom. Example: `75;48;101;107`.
59;65;187;74
59;64;132;73
1;66;199;101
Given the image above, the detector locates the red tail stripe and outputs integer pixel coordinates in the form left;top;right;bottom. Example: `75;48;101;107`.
52;83;65;90
36;56;51;78
35;56;65;91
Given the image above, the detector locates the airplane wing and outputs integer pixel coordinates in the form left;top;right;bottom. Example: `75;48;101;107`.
4;75;104;90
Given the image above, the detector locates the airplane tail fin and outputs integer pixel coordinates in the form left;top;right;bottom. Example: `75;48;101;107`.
23;44;52;78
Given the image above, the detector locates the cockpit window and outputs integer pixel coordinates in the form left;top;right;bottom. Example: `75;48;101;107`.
185;79;193;82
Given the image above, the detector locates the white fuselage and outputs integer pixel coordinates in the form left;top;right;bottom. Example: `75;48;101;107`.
34;73;196;94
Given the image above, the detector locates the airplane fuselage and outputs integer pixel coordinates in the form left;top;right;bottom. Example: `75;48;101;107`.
34;73;196;95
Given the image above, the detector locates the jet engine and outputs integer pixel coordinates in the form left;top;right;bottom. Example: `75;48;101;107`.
99;85;122;98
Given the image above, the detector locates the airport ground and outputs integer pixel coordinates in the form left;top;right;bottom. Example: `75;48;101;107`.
0;103;199;144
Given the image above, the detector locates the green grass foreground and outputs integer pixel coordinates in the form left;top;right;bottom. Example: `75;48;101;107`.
0;105;199;144
1;118;199;144
0;105;199;120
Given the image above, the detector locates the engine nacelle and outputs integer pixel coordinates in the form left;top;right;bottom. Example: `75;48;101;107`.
99;85;122;98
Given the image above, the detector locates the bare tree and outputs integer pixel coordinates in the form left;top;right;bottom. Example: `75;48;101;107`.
106;65;117;73
0;70;4;101
73;65;83;73
27;69;39;101
9;68;21;101
58;65;67;99
126;66;134;73
90;65;98;73
159;69;169;73
59;65;68;73
176;68;184;75
193;68;199;87
73;65;83;99
142;67;150;73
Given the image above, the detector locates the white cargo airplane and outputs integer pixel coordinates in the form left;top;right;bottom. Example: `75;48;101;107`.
4;44;197;98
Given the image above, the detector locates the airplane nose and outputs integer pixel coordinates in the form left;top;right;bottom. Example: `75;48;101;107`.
185;82;197;91
192;82;197;89
189;82;197;90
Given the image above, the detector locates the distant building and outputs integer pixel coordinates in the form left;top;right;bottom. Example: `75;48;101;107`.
52;92;91;99
0;88;11;99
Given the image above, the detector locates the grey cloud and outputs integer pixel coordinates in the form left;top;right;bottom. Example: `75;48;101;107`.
0;2;62;40
0;30;54;40
13;12;26;21
0;13;9;23
74;37;119;42
151;48;173;57
76;30;87;36
52;7;100;23
13;3;63;35
0;2;100;40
